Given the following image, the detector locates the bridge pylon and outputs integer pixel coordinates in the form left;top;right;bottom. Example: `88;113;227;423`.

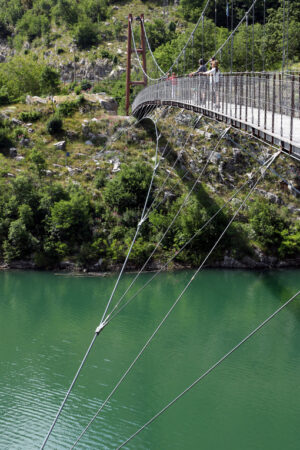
125;13;147;116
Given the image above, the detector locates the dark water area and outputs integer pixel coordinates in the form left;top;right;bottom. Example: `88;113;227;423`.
0;269;300;449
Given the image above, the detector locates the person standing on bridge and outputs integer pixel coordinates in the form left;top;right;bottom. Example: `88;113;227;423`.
189;59;207;105
189;58;207;77
205;59;220;108
167;72;177;100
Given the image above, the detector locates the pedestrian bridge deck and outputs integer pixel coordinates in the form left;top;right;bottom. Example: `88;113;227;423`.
132;73;300;156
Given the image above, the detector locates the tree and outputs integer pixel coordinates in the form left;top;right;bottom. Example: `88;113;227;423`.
73;19;99;49
39;66;60;95
28;148;47;177
249;198;288;253
104;163;153;213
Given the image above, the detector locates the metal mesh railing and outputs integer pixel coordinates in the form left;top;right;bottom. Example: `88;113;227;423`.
132;72;300;146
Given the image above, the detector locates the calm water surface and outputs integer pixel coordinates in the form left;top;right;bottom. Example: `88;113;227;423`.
0;269;300;449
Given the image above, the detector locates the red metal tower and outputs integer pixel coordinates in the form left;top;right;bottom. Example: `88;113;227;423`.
125;14;147;116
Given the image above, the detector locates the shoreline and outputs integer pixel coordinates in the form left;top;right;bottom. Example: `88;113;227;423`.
1;256;300;274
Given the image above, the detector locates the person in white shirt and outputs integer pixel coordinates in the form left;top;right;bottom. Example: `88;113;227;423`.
205;60;220;107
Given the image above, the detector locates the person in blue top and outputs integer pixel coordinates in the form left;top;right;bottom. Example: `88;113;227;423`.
189;59;207;104
189;58;207;77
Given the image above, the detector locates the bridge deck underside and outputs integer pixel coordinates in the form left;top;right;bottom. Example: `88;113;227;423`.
132;75;300;156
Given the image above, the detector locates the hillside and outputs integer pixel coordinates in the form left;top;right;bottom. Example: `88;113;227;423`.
0;0;299;271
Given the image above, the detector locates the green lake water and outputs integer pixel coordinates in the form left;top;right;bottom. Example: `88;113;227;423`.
0;269;300;449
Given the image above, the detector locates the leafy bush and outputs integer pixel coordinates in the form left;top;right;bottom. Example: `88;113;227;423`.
53;0;78;26
249;198;288;253
3;218;38;262
279;224;300;258
104;163;153;213
0;129;13;154
19;110;41;122
28;148;47;177
0;87;9;105
0;56;45;100
80;80;92;91
46;116;63;135
57;96;84;117
49;192;91;242
40;66;60;95
73;20;99;49
17;11;50;42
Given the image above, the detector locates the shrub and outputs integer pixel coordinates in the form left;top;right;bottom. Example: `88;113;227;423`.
17;11;50;42
80;80;92;91
0;87;9;105
57;97;84;117
40;66;60;95
249;198;288;253
0;129;13;154
46;116;63;135
73;20;99;49
3;218;38;262
94;170;107;189
103;163;153;213
74;86;81;95
19;110;41;122
28;148;46;177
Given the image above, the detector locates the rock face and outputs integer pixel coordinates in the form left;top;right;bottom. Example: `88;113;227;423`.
59;58;113;83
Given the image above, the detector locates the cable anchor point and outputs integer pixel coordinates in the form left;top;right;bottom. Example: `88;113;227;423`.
95;320;108;335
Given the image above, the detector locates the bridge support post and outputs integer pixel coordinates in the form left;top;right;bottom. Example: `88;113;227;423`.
125;13;147;116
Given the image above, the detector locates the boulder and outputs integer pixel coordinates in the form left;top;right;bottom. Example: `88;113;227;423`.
19;138;30;147
100;98;118;113
9;148;17;158
53;141;66;150
26;95;47;105
11;118;22;126
210;151;221;164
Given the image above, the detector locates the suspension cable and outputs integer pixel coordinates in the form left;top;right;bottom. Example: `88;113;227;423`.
245;12;249;71
142;18;166;76
212;0;260;62
286;0;290;71
282;0;286;72
214;0;217;53
262;0;266;71
117;287;299;449
252;2;255;72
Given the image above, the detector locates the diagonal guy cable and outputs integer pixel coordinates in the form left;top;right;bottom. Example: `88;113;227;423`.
143;114;203;218
70;148;280;449
102;126;230;325
117;286;300;449
39;111;165;450
114;150;281;449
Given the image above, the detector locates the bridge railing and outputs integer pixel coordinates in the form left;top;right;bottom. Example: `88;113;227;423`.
132;72;300;148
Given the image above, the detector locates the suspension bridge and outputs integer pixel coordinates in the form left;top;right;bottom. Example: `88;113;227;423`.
127;1;300;155
40;0;300;448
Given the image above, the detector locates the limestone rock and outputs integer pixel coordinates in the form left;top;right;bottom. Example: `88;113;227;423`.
9;148;17;158
11;118;22;126
26;95;47;105
53;141;66;150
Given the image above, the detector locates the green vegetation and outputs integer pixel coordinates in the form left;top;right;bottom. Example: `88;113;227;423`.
0;1;298;270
